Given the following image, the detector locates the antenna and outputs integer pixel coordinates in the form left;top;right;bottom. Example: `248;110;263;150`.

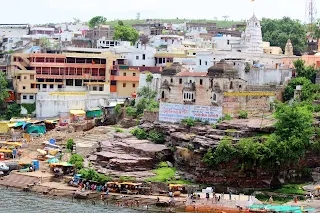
305;0;317;31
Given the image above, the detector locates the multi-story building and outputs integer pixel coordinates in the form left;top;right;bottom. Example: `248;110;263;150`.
110;61;162;98
10;51;119;117
186;22;217;32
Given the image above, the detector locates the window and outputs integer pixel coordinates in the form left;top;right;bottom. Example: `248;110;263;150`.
24;76;27;80
227;40;230;45
205;61;207;66
92;86;97;91
29;95;34;100
23;95;27;100
200;79;203;85
50;84;54;89
133;73;136;76
23;86;26;90
30;75;34;80
136;55;139;60
58;85;63;89
199;59;202;65
123;72;126;76
170;78;173;83
99;86;103;91
133;83;136;88
212;93;217;102
43;84;47;88
142;54;146;60
162;91;165;99
183;92;195;101
123;83;126;87
179;78;182;84
66;79;73;86
75;80;82;86
230;81;233;89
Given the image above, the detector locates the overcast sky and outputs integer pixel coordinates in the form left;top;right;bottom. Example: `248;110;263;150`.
2;0;317;24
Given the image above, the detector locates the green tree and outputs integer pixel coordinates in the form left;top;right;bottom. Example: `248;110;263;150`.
284;77;314;101
3;104;21;120
66;139;74;151
113;25;139;44
293;59;318;82
88;16;107;28
261;17;306;55
0;72;9;103
203;137;237;166
69;154;84;170
39;38;51;53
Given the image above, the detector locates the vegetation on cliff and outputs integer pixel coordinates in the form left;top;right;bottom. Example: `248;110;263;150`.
203;102;315;173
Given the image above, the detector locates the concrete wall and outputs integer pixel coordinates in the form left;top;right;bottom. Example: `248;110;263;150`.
242;69;292;85
36;92;109;118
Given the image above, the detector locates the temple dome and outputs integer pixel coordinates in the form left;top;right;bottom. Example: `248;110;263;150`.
208;59;239;78
162;62;189;75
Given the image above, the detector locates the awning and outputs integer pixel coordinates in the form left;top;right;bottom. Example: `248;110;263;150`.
70;110;86;115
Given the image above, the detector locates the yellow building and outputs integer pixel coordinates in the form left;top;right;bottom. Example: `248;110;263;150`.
110;65;140;97
263;42;283;55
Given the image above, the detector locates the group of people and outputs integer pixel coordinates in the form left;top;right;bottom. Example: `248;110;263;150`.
78;182;110;193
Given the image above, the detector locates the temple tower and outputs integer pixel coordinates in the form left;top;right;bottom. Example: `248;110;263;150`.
284;39;294;56
243;15;263;54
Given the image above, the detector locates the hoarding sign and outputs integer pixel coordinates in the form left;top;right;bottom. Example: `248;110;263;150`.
159;103;222;124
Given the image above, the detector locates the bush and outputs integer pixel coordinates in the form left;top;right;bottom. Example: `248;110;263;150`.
69;154;84;170
114;127;123;133
201;120;210;125
136;98;148;115
22;103;36;114
211;124;217;129
149;130;165;144
79;168;111;184
114;104;122;118
224;114;232;120
238;110;248;119
181;117;195;127
66;139;74;151
130;127;148;139
126;106;137;118
314;104;320;112
158;161;168;168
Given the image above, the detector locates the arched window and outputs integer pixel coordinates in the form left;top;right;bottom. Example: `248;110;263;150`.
213;93;217;101
230;81;233;89
162;91;165;99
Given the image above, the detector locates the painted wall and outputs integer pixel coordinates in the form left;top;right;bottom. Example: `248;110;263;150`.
36;92;109;118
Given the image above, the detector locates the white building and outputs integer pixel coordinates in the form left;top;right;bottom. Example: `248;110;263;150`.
138;72;162;99
109;45;156;67
0;24;30;37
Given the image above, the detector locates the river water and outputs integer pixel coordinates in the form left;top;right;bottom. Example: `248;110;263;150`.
0;188;139;213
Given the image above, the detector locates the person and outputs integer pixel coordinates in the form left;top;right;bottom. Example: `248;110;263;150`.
169;191;173;197
206;193;210;201
269;196;273;204
157;197;160;202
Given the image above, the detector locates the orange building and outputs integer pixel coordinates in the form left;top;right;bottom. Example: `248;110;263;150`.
10;52;117;104
301;39;320;68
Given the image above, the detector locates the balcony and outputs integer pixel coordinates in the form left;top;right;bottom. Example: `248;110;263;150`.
17;88;38;94
110;76;139;82
14;69;36;75
36;74;105;80
30;62;106;69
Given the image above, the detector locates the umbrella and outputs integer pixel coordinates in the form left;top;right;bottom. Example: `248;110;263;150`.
47;158;59;163
315;186;320;190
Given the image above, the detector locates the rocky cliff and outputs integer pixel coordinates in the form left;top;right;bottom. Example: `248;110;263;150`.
139;119;320;188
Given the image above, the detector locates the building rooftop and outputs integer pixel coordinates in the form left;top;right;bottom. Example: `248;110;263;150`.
176;72;208;77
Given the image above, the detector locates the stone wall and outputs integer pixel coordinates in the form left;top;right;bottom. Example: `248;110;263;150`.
143;110;159;122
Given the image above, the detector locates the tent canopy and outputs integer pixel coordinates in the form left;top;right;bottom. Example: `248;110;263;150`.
70;110;86;116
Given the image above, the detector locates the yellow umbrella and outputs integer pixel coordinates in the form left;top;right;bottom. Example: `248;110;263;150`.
315;186;320;190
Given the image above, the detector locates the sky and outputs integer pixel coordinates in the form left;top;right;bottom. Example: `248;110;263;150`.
1;0;317;24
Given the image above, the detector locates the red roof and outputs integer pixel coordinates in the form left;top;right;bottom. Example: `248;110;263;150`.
177;72;208;77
